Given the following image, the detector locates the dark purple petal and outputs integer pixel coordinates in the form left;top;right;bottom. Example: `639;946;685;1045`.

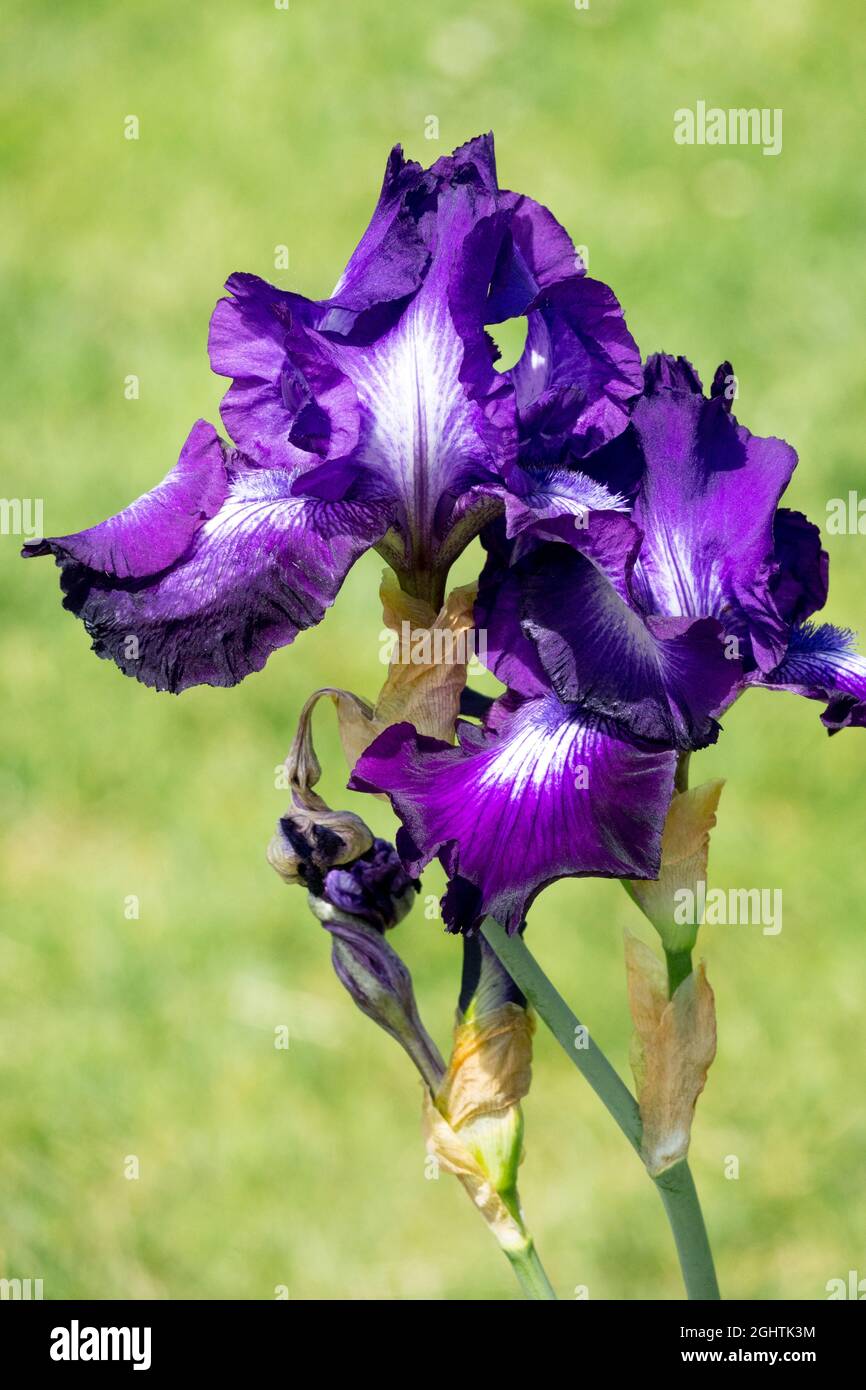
350;697;676;935
323;838;418;930
507;276;644;463
208;137;645;580
321;144;433;341
769;508;829;627
23;419;228;577
474;505;643;699
209;275;363;473
626;354;798;672
754;622;866;732
486;193;580;321
26;423;392;692
261;142;519;565
474;526;551;698
521;545;741;750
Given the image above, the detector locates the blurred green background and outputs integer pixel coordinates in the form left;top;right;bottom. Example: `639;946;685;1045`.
2;0;865;1301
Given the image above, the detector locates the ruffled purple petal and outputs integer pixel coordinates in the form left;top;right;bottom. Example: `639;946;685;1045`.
24;422;392;692
769;508;829;627
521;545;742;750
209;137;644;579
209;274;363;473
507;276;644;463
626;354;799;672
474;502;645;700
474;525;551;698
23;419;227;578
214;140;516;570
350;695;676;934
754;622;866;732
322;145;433;342
485;193;581;320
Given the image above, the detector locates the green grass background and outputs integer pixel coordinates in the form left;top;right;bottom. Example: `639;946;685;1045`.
2;0;865;1300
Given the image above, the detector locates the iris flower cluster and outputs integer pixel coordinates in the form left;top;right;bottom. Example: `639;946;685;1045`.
26;134;866;1297
27;132;865;934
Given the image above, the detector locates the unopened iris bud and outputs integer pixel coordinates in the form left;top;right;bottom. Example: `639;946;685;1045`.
310;897;443;1090
307;845;443;1091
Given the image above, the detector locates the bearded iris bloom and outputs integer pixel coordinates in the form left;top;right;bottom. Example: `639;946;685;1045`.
22;129;862;1301
353;354;866;933
24;136;865;932
23;134;642;692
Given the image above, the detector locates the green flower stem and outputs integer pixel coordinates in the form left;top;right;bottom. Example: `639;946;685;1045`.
505;1235;558;1300
653;1159;720;1301
481;918;720;1301
667;749;697;997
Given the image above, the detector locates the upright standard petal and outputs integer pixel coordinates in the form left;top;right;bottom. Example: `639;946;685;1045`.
769;508;829;628
507;276;644;464
626;356;799;673
24;422;392;692
210;135;644;592
211;138;515;584
351;693;676;935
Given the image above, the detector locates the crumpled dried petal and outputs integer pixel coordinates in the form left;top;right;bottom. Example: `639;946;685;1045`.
336;572;479;766
287;573;479;788
624;930;717;1176
267;792;373;888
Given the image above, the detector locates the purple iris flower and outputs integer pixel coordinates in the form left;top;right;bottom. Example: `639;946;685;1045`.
517;354;866;735
23;134;641;693
352;354;866;934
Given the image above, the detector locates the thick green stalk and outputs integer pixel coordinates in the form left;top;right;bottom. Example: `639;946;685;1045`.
653;1160;720;1301
481;918;720;1301
505;1237;557;1300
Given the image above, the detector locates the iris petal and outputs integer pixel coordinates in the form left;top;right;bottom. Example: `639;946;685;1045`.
350;692;676;935
508;276;644;463
755;622;866;732
24;422;392;692
627;355;798;672
521;545;742;750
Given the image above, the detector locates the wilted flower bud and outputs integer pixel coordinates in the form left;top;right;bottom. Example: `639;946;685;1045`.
267;794;373;892
323;838;418;930
268;687;376;891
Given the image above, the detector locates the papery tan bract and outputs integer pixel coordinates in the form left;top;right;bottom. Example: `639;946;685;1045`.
627;779;724;953
625;930;717;1176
